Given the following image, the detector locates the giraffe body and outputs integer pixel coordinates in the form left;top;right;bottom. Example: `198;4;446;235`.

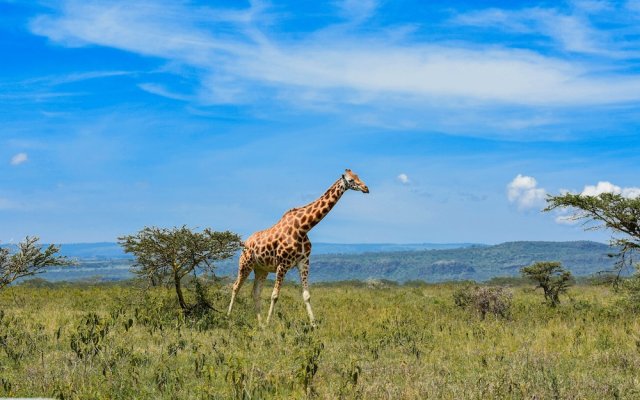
227;169;369;325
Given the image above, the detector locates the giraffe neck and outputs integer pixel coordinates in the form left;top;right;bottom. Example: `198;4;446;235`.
288;177;348;234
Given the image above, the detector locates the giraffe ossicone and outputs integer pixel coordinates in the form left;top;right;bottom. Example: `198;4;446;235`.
226;169;369;326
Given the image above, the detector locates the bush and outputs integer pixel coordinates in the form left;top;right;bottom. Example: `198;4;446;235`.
453;285;512;319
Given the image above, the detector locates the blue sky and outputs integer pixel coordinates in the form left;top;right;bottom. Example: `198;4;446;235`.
1;0;639;244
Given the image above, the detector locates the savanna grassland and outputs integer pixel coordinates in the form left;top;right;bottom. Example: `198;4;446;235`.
1;280;639;399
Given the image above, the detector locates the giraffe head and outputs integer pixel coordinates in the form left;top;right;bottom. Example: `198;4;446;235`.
343;169;369;193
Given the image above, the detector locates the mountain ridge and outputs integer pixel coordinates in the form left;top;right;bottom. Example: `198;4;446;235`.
30;240;616;283
6;241;483;258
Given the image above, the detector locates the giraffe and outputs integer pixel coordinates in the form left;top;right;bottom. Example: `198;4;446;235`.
227;169;369;326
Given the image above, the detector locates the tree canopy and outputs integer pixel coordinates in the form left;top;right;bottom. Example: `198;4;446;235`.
0;236;69;290
545;192;640;273
118;226;243;311
521;261;573;307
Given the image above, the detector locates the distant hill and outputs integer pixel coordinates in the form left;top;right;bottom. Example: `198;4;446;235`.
303;240;616;282
301;242;482;254
31;240;617;283
56;242;130;259
29;241;478;281
42;241;481;258
1;242;129;259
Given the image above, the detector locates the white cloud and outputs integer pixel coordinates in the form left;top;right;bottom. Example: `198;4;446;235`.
397;173;410;185
551;181;640;225
1;70;135;106
27;0;640;112
507;174;547;210
7;70;132;87
10;152;28;166
581;181;640;198
581;181;620;196
137;83;192;101
451;7;626;57
622;187;640;198
34;70;133;86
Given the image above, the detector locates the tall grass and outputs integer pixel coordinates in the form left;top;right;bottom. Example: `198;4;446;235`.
1;281;639;399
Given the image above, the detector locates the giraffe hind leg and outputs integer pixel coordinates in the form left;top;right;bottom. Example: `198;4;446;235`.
227;257;252;316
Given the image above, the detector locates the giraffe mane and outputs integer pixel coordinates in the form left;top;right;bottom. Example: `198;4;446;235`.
283;207;302;217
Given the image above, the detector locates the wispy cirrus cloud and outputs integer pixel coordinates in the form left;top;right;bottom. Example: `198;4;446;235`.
451;0;640;58
0;70;135;105
451;7;618;57
24;70;134;86
137;83;192;101
25;0;640;136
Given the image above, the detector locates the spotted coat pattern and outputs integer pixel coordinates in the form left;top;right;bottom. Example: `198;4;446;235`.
227;169;369;325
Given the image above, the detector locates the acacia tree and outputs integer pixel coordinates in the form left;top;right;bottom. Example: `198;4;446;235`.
118;226;242;312
521;261;573;307
545;192;640;275
0;236;68;290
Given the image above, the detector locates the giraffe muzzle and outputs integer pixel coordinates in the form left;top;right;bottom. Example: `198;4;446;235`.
362;186;369;193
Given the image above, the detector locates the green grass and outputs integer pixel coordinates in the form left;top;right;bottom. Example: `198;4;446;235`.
1;281;639;399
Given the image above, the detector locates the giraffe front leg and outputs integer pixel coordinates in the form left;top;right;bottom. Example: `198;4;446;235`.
298;260;316;326
266;266;286;325
252;270;268;327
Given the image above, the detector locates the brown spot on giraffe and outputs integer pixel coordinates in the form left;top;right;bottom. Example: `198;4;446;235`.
227;169;370;326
